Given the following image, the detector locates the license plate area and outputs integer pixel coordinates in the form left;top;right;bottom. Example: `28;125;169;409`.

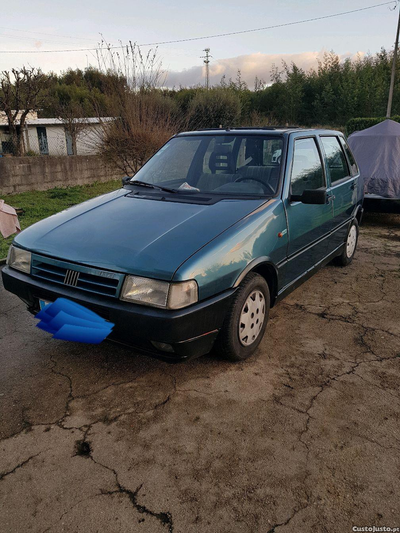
39;299;52;310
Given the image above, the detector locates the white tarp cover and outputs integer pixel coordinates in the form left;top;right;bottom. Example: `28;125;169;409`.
348;119;400;199
0;200;20;238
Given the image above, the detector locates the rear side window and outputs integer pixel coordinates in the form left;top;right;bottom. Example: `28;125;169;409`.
340;138;359;176
290;138;325;196
320;136;350;184
235;137;283;169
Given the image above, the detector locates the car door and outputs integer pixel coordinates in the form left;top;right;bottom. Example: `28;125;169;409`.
319;135;357;251
280;136;333;288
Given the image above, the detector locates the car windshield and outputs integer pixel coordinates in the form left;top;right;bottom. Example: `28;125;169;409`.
130;134;284;197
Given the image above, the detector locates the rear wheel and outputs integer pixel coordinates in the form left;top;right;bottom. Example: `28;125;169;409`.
334;219;359;266
215;272;270;362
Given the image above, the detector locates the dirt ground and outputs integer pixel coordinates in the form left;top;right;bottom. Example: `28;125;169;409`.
0;213;399;533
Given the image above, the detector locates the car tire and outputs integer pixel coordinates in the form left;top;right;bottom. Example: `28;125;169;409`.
215;272;270;362
334;219;359;267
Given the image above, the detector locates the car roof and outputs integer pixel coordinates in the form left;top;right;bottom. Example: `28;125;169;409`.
177;127;342;137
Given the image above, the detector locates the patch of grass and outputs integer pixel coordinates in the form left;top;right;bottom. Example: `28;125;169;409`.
0;180;121;259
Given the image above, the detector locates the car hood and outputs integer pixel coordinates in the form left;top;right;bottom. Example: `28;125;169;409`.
14;189;267;280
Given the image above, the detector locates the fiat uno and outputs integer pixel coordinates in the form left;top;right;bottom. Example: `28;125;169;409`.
2;128;363;361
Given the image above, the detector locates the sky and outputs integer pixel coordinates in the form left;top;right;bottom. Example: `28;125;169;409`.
0;0;398;88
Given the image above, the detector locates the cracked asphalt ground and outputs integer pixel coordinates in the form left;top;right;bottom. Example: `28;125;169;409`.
0;213;399;533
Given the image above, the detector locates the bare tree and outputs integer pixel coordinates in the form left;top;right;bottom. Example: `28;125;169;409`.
99;92;181;175
0;67;51;155
94;41;185;175
96;39;166;91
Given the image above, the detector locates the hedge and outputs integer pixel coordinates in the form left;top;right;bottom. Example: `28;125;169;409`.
346;116;400;135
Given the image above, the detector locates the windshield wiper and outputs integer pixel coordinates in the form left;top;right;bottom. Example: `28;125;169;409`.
130;180;177;194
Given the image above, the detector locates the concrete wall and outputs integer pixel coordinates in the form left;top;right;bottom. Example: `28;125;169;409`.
0;155;123;195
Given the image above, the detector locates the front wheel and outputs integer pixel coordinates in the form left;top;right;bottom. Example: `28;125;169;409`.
215;272;270;362
334;219;359;267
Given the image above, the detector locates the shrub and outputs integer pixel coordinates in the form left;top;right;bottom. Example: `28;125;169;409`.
100;91;183;176
187;88;242;130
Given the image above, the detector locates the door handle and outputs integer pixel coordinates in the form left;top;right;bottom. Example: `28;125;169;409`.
326;193;335;203
350;181;356;190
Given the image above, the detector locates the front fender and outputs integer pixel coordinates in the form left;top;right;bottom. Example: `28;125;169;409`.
173;199;287;301
352;202;364;221
233;256;278;287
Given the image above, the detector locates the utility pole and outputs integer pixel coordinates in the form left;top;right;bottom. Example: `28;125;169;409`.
201;48;211;90
387;7;400;118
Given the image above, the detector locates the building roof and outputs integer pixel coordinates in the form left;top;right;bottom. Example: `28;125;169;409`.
26;117;115;126
0;116;115;127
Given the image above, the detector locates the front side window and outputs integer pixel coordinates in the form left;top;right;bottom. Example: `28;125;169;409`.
131;135;284;197
320;136;350;184
290;138;325;196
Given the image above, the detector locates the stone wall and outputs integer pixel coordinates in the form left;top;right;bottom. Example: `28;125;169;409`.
0;155;122;195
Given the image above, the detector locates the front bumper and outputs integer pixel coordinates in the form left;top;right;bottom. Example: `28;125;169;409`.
1;266;235;361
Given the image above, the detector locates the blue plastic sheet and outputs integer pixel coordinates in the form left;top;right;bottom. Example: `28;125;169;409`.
34;298;114;344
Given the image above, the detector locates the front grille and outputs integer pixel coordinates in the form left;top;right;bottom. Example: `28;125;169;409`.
31;255;124;298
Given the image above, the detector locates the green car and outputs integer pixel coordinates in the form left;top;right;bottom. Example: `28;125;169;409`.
3;127;363;362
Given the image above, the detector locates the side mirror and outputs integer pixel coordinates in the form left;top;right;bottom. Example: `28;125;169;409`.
291;189;327;205
122;176;132;186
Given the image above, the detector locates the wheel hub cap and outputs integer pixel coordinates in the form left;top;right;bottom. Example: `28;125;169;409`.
239;290;265;346
346;225;357;258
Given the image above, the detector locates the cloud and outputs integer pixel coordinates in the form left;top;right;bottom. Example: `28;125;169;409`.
165;50;364;89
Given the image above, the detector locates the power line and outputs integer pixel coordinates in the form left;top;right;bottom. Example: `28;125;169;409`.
0;1;396;54
139;1;397;46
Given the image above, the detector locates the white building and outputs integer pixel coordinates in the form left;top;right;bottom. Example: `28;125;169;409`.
0;112;113;156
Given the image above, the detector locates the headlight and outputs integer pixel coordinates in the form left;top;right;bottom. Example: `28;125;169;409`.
6;245;31;274
120;276;198;309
